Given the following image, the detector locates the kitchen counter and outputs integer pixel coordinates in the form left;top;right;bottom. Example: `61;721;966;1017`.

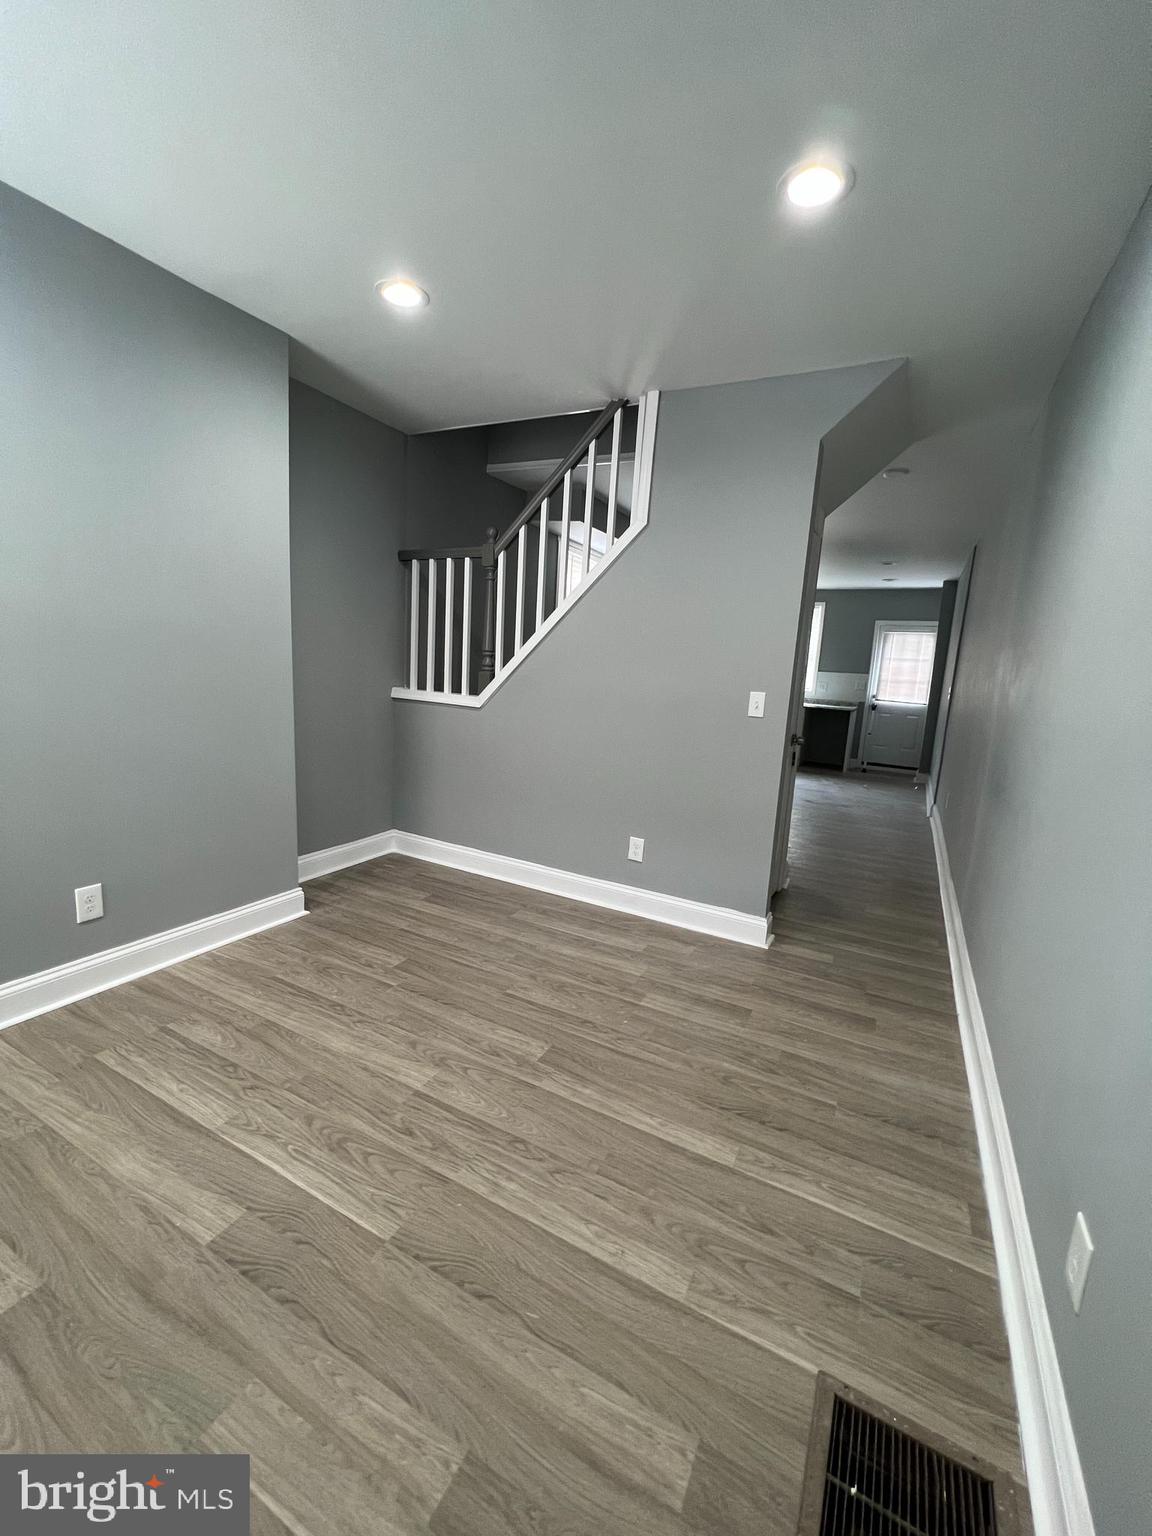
801;700;861;770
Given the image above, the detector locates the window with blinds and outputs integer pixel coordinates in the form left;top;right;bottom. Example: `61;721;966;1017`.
875;628;936;705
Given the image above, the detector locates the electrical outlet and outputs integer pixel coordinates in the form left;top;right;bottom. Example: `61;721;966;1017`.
627;836;645;863
747;691;766;718
75;883;104;924
1065;1211;1094;1313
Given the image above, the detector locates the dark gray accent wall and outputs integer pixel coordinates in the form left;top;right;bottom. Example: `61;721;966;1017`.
290;382;406;856
0;182;298;984
486;407;639;468
937;192;1152;1534
405;426;522;548
394;362;898;915
815;587;943;674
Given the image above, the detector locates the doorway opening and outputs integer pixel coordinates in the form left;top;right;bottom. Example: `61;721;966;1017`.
769;500;973;903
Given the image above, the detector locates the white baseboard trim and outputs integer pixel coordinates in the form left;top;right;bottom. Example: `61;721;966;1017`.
391;830;772;948
0;888;306;1031
298;830;399;882
929;809;1094;1536
299;827;771;947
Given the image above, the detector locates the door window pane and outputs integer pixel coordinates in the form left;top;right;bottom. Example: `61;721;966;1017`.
875;629;935;704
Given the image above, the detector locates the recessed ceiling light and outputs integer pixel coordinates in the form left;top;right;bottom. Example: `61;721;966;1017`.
882;465;911;478
782;160;854;209
376;278;429;309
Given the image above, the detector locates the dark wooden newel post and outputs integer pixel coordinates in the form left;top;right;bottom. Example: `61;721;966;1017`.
477;527;498;690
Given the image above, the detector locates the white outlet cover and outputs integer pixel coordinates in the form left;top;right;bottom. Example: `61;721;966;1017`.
75;882;104;923
1065;1210;1094;1313
747;691;766;718
627;836;644;862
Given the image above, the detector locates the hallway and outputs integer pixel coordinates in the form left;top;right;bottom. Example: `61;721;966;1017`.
0;771;1023;1533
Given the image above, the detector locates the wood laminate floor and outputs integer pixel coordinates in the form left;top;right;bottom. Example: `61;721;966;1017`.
0;770;1023;1533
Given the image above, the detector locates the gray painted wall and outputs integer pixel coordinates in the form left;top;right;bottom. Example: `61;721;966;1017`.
487;407;638;469
290;382;406;856
394;362;898;916
815;587;943;673
937;193;1152;1534
814;360;911;516
0;182;298;984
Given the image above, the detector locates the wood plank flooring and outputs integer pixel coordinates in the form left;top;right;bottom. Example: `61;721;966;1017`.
0;769;1023;1533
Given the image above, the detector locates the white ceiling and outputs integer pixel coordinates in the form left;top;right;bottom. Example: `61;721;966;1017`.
820;409;1034;587
2;0;1148;444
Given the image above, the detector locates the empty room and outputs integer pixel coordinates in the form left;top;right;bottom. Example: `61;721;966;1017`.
1;2;1149;1532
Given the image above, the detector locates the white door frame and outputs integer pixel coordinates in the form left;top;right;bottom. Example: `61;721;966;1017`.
862;619;939;770
927;548;975;811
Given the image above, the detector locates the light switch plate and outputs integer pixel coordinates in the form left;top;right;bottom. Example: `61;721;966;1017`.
747;691;766;718
1065;1211;1094;1313
627;836;645;863
75;882;104;923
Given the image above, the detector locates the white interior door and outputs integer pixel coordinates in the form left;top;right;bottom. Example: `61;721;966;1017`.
862;621;938;770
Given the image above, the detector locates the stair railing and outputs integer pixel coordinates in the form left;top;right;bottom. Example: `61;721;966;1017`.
397;393;656;702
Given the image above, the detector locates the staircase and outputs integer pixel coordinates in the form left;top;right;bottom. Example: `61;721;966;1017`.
393;391;660;706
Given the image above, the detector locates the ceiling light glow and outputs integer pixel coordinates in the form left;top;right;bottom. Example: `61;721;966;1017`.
377;279;429;309
783;161;852;209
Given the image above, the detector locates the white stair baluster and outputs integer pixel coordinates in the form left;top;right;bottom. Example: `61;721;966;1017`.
580;440;596;582
426;558;438;691
409;560;420;688
495;548;507;673
559;470;572;603
461;556;473;695
514;526;527;652
535;497;549;630
443;556;455;694
632;391;652;529
605;406;622;550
